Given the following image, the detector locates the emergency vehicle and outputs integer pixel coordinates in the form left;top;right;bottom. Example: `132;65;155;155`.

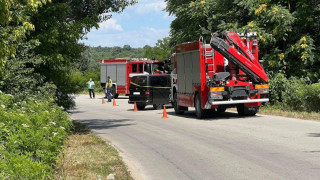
100;58;170;98
171;31;269;118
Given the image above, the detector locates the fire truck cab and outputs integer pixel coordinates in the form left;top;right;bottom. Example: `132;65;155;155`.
100;58;170;98
172;31;269;118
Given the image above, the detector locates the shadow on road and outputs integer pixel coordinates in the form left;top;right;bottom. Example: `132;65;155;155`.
126;105;174;111
304;151;320;153
68;110;86;114
167;111;259;121
74;119;135;130
308;133;320;137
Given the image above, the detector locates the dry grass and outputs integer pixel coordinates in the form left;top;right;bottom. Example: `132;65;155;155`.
54;122;133;180
259;106;320;122
228;107;320;122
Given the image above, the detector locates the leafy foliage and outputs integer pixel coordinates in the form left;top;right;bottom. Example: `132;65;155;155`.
268;73;320;112
0;0;49;75
0;92;72;179
143;37;173;60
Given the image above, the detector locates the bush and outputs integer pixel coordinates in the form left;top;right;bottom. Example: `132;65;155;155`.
268;73;320;112
281;77;308;111
0;91;72;179
268;73;288;104
298;83;320;112
71;69;104;93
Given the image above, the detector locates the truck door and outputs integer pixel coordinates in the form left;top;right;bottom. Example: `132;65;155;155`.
150;76;171;105
129;76;148;102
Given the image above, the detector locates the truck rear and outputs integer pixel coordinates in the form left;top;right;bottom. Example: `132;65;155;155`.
172;31;269;118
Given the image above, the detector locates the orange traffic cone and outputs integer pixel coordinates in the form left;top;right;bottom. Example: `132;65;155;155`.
133;102;138;112
162;106;168;118
102;97;106;104
113;98;117;106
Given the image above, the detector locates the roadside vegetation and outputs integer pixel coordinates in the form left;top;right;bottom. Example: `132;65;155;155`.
259;106;320;121
268;74;320;113
259;74;320;120
0;92;72;179
54;122;132;180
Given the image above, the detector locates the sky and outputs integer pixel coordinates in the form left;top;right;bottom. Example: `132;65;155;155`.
81;0;175;48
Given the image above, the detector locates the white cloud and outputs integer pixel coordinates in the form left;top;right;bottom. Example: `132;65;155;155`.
98;19;123;32
81;27;169;48
81;0;173;48
132;0;166;15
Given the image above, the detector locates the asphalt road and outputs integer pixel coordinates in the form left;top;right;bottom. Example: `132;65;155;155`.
71;95;320;180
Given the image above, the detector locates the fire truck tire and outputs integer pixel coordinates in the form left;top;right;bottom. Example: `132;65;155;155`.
137;104;146;110
237;104;258;116
195;94;207;119
173;93;184;114
114;94;119;99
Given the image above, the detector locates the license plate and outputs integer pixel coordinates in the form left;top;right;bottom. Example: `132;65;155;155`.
133;92;140;95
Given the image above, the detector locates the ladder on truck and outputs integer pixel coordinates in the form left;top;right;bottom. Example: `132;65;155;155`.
202;43;215;77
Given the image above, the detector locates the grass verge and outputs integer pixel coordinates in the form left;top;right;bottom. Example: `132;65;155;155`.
259;106;320;122
54;122;133;180
227;106;320;122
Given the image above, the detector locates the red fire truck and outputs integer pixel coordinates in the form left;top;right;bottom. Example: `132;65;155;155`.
171;31;269;118
100;58;170;98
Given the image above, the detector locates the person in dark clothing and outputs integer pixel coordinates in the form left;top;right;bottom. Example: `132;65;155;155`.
106;76;113;102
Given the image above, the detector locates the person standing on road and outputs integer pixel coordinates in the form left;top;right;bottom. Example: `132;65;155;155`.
106;76;113;102
86;78;95;99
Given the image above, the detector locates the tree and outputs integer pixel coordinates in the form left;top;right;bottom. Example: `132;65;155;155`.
143;37;173;60
0;0;49;76
165;0;320;82
0;0;135;108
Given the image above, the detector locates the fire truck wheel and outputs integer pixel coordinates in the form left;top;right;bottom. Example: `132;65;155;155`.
137;104;146;110
114;94;119;99
153;104;163;110
173;93;184;114
195;94;206;119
